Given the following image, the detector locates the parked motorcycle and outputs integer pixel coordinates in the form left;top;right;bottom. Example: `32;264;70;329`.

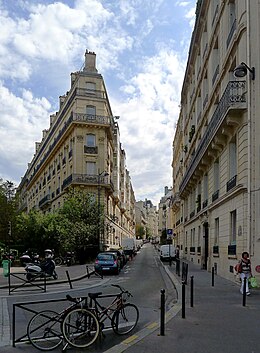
20;250;40;267
24;249;58;281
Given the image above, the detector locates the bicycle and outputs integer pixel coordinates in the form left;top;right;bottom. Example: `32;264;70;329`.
62;284;139;349
27;295;98;351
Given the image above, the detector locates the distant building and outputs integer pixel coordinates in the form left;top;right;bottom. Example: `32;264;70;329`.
171;1;260;281
135;199;158;240
17;50;136;250
158;187;173;243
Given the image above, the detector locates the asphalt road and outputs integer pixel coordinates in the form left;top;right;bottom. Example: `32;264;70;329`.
1;243;177;353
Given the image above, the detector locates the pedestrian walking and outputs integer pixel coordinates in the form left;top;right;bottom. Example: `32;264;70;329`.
237;251;252;295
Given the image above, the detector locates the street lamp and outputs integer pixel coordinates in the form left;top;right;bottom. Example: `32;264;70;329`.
97;171;109;252
233;62;255;80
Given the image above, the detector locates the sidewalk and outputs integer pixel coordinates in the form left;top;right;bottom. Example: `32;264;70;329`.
109;261;260;353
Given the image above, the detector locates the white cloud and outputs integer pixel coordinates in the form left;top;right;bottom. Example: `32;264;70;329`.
0;0;196;205
0;83;51;182
111;49;186;204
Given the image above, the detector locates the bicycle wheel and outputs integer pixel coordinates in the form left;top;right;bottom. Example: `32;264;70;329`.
112;304;139;335
62;308;99;348
54;257;62;266
27;310;63;351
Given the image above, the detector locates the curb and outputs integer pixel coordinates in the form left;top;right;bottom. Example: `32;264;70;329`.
103;264;181;353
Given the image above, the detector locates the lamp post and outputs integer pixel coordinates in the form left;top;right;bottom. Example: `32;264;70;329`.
97;171;109;252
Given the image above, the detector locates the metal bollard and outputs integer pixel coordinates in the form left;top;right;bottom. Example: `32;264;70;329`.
66;270;73;289
160;289;165;336
211;266;215;287
176;258;180;276
182;282;186;318
190;275;194;307
242;277;247;306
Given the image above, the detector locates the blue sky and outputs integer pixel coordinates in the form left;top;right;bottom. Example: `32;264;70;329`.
0;0;196;206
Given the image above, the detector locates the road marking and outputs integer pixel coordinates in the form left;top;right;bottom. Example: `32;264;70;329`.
146;322;158;329
122;335;138;344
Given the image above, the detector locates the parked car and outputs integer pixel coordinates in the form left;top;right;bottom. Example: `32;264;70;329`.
94;252;121;275
107;249;127;268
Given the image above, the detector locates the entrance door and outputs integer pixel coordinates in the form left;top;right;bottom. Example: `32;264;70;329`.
203;222;209;270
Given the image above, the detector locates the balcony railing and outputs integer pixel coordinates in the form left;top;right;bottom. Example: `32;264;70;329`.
39;194;50;208
202;199;208;208
226;175;237;192
179;81;246;194
84;146;98;154
62;173;114;191
212;190;219;202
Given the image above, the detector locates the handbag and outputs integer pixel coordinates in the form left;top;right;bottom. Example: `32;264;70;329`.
234;262;242;273
249;276;258;288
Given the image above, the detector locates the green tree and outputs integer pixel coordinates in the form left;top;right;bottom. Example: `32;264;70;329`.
0;179;19;251
59;189;101;258
135;224;145;239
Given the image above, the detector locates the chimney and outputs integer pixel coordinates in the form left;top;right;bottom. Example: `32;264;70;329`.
84;50;98;73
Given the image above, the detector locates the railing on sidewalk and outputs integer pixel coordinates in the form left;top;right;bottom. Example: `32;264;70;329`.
12;297;68;347
8;271;47;295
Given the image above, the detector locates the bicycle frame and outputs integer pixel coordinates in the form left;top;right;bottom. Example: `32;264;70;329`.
88;292;124;330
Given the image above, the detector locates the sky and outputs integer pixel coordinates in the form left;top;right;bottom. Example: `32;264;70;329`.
0;0;196;206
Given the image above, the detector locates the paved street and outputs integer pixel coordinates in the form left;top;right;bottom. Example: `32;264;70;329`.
1;243;260;353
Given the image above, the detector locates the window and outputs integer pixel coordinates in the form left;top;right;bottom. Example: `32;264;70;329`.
230;210;236;245
229;140;237;178
86;134;96;147
86;162;96;175
213;159;220;192
86;82;96;91
214;218;219;245
86;105;96;117
203;174;208;201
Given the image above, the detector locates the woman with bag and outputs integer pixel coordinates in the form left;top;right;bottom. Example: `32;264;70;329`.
238;251;252;295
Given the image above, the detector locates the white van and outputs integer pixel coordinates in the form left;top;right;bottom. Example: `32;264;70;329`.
160;245;176;261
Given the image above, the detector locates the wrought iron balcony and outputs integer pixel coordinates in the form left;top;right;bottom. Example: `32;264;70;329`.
212;190;219;202
62;173;114;191
84;145;98;154
179;81;246;194
226;175;237;192
39;194;50;208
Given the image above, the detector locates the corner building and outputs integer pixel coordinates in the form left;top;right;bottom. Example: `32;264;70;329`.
171;0;260;281
18;50;136;250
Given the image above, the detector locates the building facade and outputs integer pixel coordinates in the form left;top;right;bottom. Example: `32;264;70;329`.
135;199;159;240
171;0;260;281
18;50;136;250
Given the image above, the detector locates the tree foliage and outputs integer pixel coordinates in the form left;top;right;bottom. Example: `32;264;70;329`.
15;189;102;259
0;179;19;249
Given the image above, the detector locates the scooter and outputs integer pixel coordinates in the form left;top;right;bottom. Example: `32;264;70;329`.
24;250;58;281
20;251;40;267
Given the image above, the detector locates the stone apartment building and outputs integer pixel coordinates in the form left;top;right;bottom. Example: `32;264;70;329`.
18;50;136;250
171;0;260;281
